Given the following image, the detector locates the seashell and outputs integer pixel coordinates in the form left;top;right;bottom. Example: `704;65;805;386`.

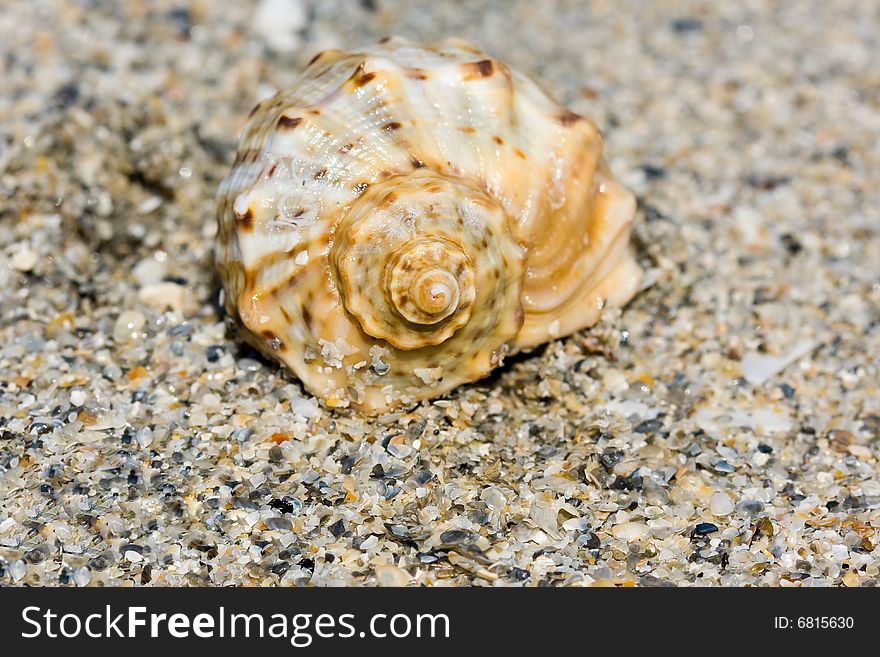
216;37;643;413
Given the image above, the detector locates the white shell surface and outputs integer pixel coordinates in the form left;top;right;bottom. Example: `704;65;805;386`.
216;37;642;412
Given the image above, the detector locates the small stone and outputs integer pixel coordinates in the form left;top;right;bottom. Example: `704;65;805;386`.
634;418;663;434
113;310;146;343
70;389;86;406
612;522;648;541
440;529;470;545
239;358;262;372
137;196;162;214
136;427;154;448
600;448;624;470
266;517;293;531
736;500;765;517
710;492;735;516
132;256;168;286
9;243;39;272
577;531;601;549
252;0;306;53
828;430;855;451
374;564;410;587
693;522;718;536
74;566;91;587
269;497;301;515
406;420;427;441
713;460;735;473
386;443;412;459
206;345;225;363
842;571;860;587
138;282;193;313
10;559;27;582
413;366;443;385
672;17;702;33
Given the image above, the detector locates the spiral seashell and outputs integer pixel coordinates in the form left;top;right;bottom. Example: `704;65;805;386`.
216;37;643;413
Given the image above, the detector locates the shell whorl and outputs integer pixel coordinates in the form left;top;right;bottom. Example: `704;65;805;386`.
215;37;643;412
332;172;520;351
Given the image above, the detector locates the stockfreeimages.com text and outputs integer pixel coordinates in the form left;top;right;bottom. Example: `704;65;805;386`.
22;605;450;646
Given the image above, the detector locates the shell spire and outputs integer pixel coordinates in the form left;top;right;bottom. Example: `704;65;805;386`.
216;37;642;413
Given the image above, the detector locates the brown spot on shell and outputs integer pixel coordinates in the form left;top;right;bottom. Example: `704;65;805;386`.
459;126;476;134
514;147;526;159
352;65;376;87
280;307;292;323
284;269;306;290
411;158;425;169
314;167;328;180
340;142;354;154
382;192;398;206
493;135;504;145
558;110;582;126
383;121;402;132
463;59;494;80
353;181;369;194
248;103;261;118
235;207;254;231
406;68;428;80
308;51;324;66
278;115;302;129
267;163;278;177
379;36;392;44
302;306;312;329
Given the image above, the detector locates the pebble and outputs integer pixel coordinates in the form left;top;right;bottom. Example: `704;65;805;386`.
136;196;162;215
693;523;719;536
132;256;168;286
138;282;192;313
713;460;735;474
612;522;649;542
74;566;91;587
10;559;26;582
113;310;146;343
136;427;154;448
9;243;39;272
736;501;765;517
252;0;306;52
124;550;143;563
709;492;735;516
374;565;411;587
